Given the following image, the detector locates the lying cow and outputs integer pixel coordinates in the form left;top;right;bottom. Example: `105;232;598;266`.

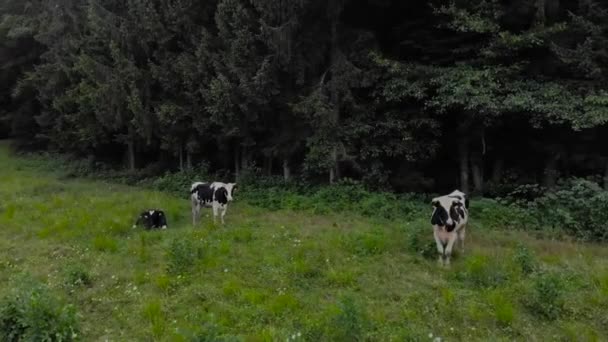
190;181;237;225
133;209;168;230
430;190;469;266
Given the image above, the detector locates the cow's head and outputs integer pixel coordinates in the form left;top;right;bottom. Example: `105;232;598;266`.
133;211;151;229
431;196;464;231
225;183;237;201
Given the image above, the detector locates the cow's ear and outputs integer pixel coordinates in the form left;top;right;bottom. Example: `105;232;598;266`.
431;199;440;207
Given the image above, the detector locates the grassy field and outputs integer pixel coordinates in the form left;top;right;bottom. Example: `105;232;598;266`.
1;141;607;341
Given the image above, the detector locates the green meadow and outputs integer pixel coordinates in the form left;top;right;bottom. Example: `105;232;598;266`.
0;142;607;341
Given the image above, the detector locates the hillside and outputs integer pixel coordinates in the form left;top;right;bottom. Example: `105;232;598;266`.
0;142;607;341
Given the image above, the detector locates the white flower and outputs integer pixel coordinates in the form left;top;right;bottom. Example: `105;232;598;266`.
297;332;301;337
224;268;228;273
428;333;433;338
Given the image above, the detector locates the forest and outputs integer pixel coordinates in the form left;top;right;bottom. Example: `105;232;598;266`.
1;0;608;194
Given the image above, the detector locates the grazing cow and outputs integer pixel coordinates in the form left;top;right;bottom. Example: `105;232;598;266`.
430;190;469;266
190;181;237;225
133;210;168;230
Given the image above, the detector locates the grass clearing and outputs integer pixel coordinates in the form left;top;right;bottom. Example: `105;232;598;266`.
0;141;607;340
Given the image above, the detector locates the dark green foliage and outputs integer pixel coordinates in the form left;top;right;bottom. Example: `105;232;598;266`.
501;179;608;241
1;0;607;196
0;275;79;341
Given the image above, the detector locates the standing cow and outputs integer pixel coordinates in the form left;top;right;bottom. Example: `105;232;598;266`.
190;181;237;225
430;190;469;266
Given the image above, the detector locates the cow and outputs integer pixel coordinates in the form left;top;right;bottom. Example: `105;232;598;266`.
133;209;168;230
430;190;469;266
190;181;237;225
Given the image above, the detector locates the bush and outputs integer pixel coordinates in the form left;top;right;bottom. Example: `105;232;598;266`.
0;276;79;341
531;179;608;241
151;165;210;197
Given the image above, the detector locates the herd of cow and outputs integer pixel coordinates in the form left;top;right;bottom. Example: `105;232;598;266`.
133;182;469;266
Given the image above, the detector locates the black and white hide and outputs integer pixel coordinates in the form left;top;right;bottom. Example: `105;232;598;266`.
190;181;237;225
430;190;469;266
133;210;168;230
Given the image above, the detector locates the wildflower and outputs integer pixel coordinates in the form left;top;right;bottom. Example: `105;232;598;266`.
428;333;433;338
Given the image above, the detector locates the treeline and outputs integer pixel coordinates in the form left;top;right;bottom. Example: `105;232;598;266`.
1;0;607;194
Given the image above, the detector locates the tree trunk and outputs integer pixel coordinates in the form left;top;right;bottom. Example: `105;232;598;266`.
186;151;192;170
283;158;291;181
491;158;504;184
471;153;483;195
179;145;184;171
603;159;608;190
458;140;470;193
234;147;240;179
535;0;546;27
241;145;250;171
542;155;559;188
127;138;135;171
330;146;339;184
264;155;273;176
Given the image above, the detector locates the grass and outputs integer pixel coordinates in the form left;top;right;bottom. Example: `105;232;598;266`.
0;141;607;340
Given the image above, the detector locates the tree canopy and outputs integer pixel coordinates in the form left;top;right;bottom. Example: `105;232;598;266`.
1;0;607;193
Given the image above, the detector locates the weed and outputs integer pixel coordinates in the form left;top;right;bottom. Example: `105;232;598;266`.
455;254;509;288
64;264;92;288
487;291;515;327
525;272;565;320
512;244;537;275
166;238;201;275
142;300;166;339
92;235;118;252
405;222;437;259
326;295;368;341
0;275;79;341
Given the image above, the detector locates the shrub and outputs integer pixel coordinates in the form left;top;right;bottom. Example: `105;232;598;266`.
151;165;209;197
531;179;608;241
0;276;79;341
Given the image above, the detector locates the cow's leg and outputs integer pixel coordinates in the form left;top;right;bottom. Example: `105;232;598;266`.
220;205;228;225
192;200;200;226
444;232;459;266
433;228;445;265
212;202;219;225
458;225;466;252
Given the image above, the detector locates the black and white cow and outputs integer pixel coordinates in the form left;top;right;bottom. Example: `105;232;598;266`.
190;181;237;225
133;209;168;230
430;190;469;266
